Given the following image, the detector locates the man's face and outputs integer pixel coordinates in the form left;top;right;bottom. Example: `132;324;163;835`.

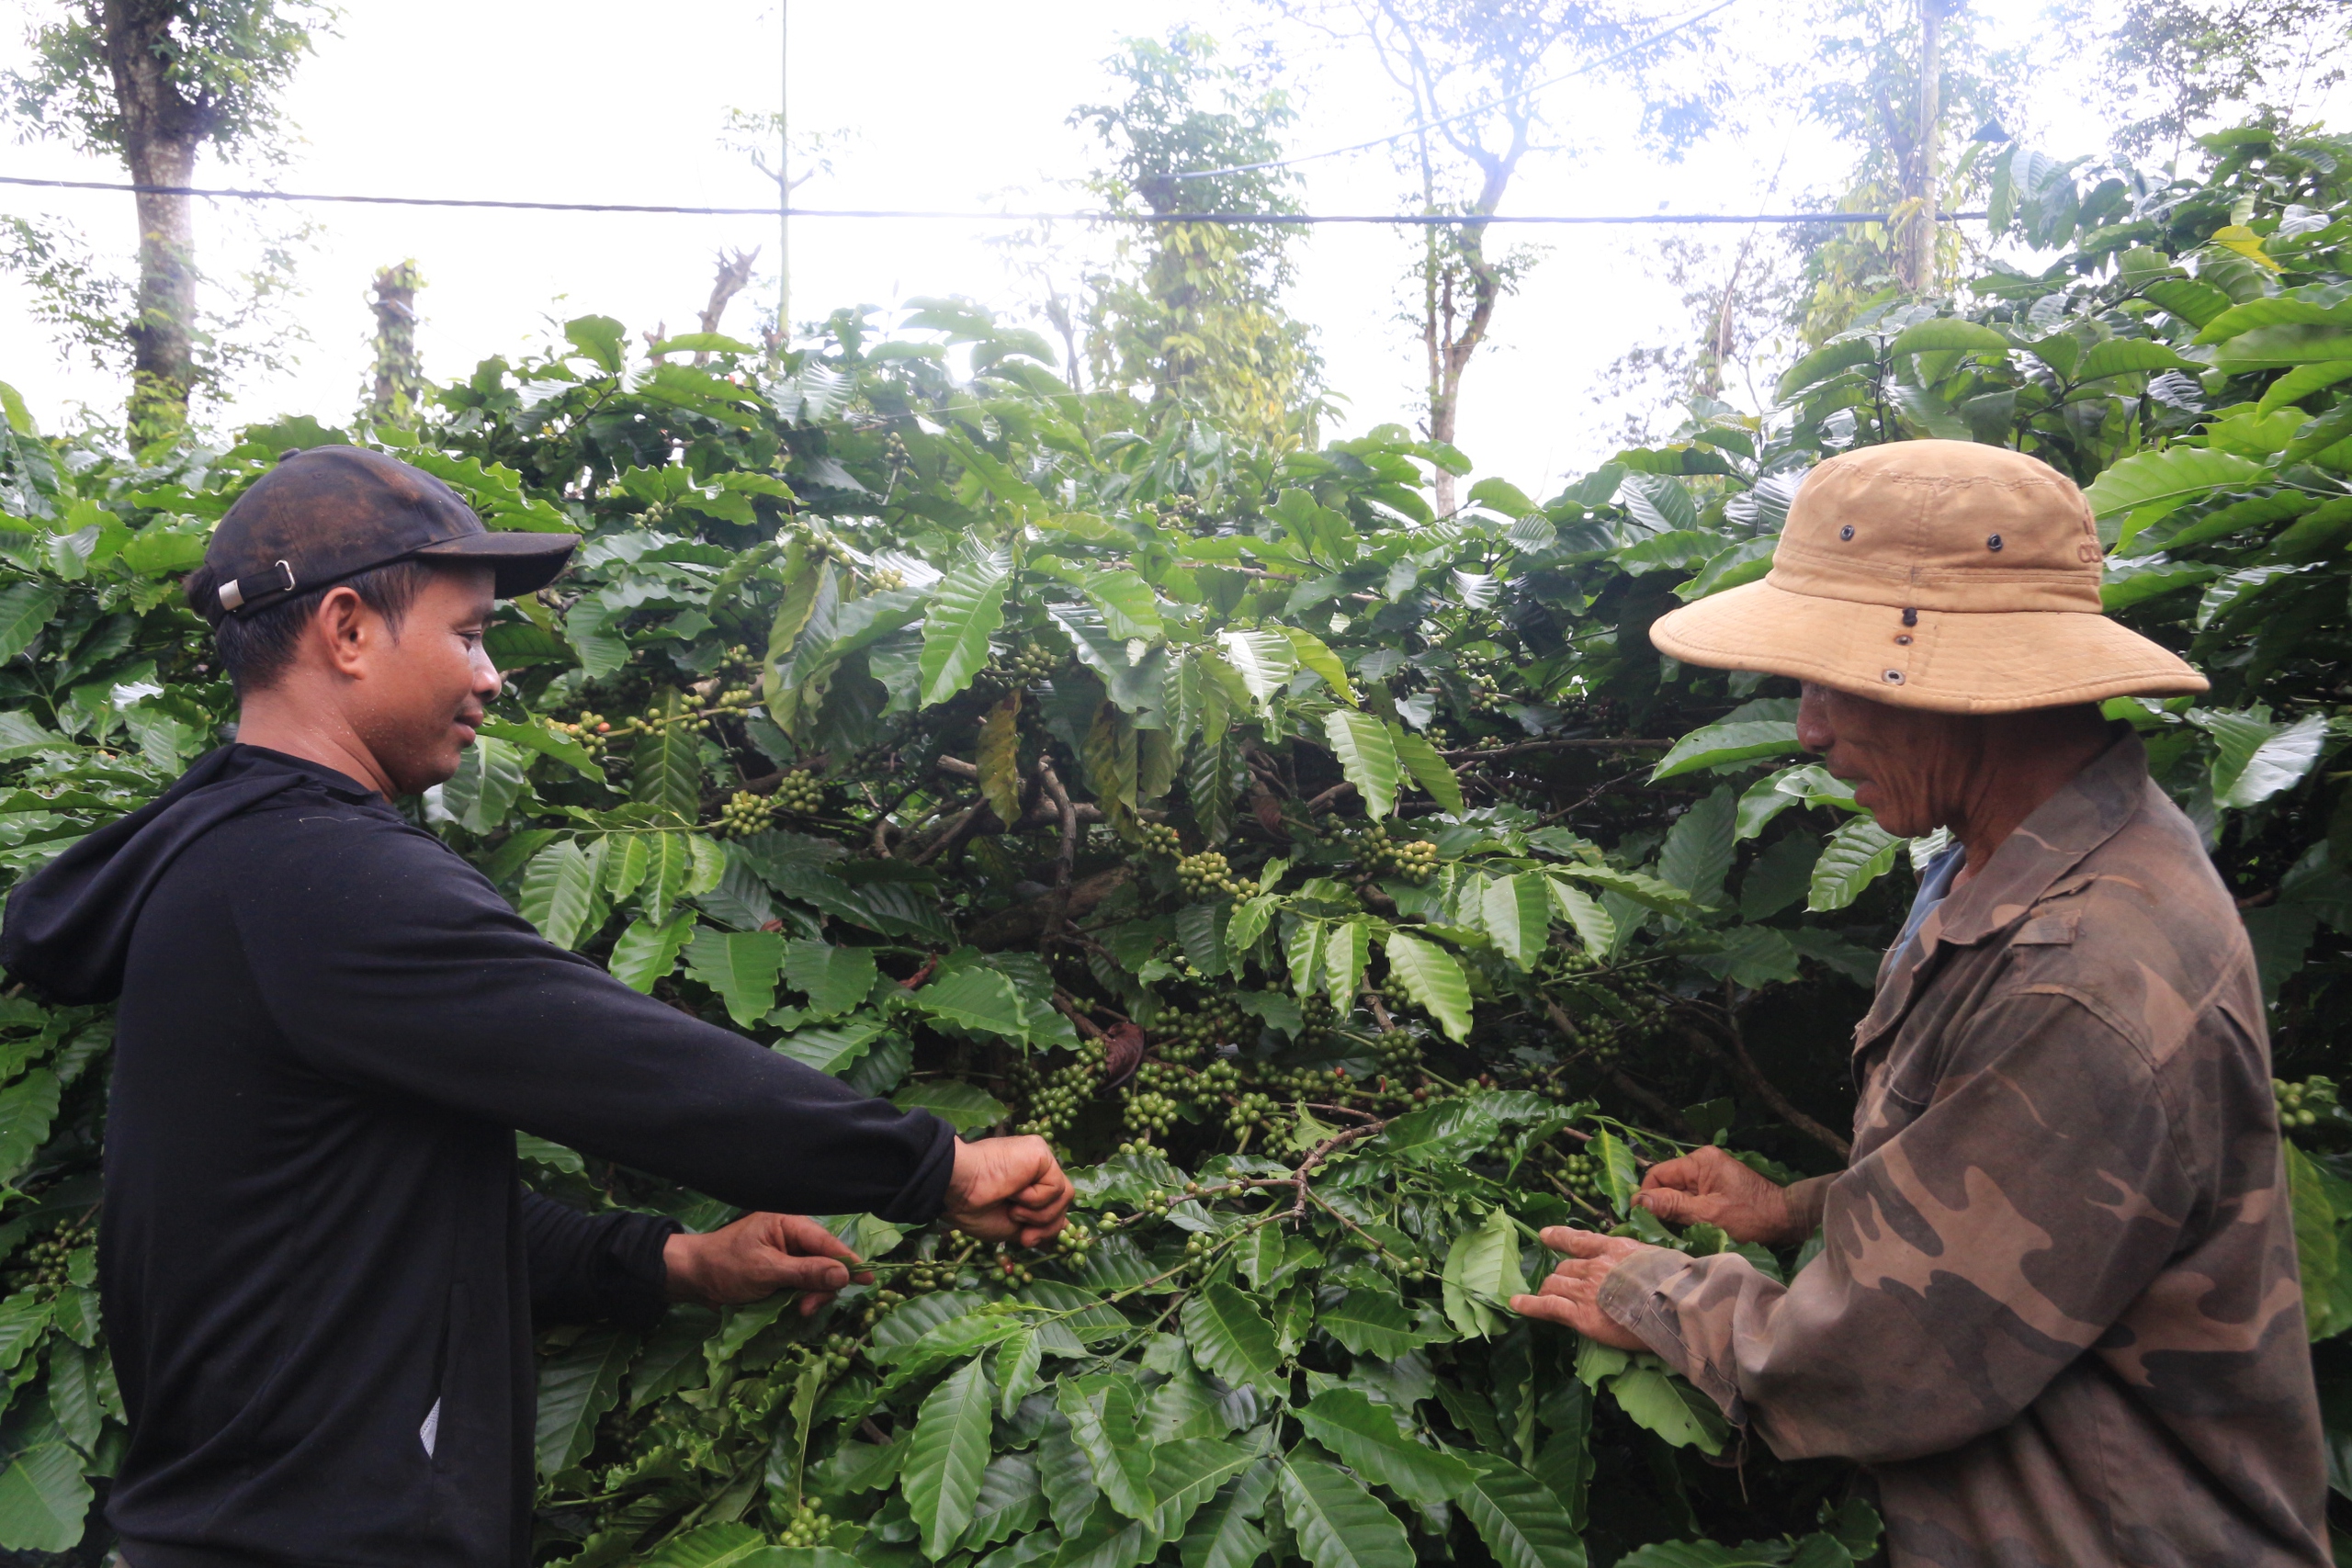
1794;682;1975;840
345;566;501;795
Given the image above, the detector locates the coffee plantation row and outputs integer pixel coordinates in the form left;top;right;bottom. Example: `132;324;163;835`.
0;123;2347;1564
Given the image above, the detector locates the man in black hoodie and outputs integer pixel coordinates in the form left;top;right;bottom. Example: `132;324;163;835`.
0;447;1072;1567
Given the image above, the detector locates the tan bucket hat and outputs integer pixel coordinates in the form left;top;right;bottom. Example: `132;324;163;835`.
1648;440;2208;714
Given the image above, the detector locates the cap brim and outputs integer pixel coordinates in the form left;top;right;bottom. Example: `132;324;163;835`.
1650;579;2210;714
413;532;578;598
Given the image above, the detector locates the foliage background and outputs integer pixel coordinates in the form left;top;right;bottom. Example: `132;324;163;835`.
0;120;2347;1568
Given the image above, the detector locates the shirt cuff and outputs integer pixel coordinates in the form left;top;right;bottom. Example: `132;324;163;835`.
1781;1174;1835;1240
875;1113;959;1225
605;1211;684;1330
1597;1246;1748;1427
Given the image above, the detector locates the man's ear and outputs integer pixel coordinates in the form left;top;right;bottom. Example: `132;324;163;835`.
312;586;377;679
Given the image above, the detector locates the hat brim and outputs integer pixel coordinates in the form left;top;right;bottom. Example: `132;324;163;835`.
1650;578;2210;714
413;532;578;599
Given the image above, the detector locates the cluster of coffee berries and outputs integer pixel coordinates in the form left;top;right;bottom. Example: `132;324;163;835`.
773;769;826;815
778;1501;835;1550
1373;1027;1421;1073
1558;1146;1605;1200
989;1245;1037;1287
2277;1075;2339;1131
14;1222;88;1294
979;639;1062;694
1539;949;1671;1066
1156;493;1205;522
718;790;776;838
868;565;906;591
1052;1220;1096;1259
562;712;616;757
1012;1038;1105;1142
1351;823;1440;883
884;431;913;467
811;1334;860;1379
1177;851;1249;900
1160;998;1247;1062
1136;821;1183;859
1122;1088;1181;1143
1464;667;1512;716
1225;1089;1280;1134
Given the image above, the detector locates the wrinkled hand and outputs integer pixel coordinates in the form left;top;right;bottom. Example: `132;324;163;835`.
944;1135;1073;1247
1634;1144;1800;1246
663;1213;870;1315
1510;1226;1651;1350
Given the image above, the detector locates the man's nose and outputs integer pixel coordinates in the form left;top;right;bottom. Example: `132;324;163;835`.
472;649;503;696
1794;682;1833;754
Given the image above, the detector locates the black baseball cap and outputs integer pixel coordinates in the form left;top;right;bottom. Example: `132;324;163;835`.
199;446;577;618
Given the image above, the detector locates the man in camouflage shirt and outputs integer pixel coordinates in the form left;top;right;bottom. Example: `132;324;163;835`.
1513;441;2328;1566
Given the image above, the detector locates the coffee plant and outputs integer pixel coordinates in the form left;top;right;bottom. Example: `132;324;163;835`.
0;122;2345;1566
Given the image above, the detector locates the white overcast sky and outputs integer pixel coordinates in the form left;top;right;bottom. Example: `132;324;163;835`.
0;0;2345;498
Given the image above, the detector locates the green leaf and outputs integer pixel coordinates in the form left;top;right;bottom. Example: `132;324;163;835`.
775;1015;888;1075
920;555;1012;706
2079;447;2266;522
1381;931;1473;1042
1776;335;1878;401
2143;276;2233;329
1458;1453;1588;1568
1888;318;2010;355
633;694;706;823
2256;359;2352;416
2075;338;2198;379
1296;1388;1476;1505
2194;708;2329;808
684;927;787;1027
1085;570;1163;641
0;584;61;664
1279;1452;1414;1568
918;967;1029;1040
1284;627;1356;706
1604;1367;1727;1455
641;831;694;924
1321;1290;1445;1359
1650;720;1803;782
1057;1379;1157;1519
445;735;528;832
1180;1460;1278;1568
1391;724;1464;815
1592;1129;1638;1216
1324;710;1399;818
517;840;600;949
784;940;879;1020
979;694;1023;827
897;1080;1012;1133
1443;1205;1527;1337
1552;864;1701;915
908;1357;997;1559
1149;1435;1268;1541
2289;1141;2352;1339
1323;917;1372;1005
1807;819;1903;912
0;1399;90;1553
0;1071;58;1187
536;1326;633;1477
639;1524;783;1566
1213;632;1298;706
1179;1281;1283;1394
1040;1411;1102;1533
1544;878;1617;953
608;909;696;992
477;716;605;784
1656;785;1736;908
1481;873;1552;970
967;1452;1049;1551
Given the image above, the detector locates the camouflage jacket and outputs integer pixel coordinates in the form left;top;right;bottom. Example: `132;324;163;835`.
1599;733;2329;1566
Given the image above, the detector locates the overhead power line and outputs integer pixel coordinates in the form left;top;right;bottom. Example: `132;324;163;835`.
1167;0;1742;183
0;175;1976;227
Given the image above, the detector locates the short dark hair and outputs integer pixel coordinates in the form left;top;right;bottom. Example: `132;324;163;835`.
183;558;440;694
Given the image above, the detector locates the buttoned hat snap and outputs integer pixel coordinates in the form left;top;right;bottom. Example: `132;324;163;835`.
197;446;576;619
1647;439;2208;713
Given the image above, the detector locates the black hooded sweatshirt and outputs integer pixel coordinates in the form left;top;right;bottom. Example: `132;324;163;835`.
0;746;955;1568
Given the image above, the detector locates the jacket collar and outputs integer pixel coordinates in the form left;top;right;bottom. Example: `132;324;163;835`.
1850;726;2149;1061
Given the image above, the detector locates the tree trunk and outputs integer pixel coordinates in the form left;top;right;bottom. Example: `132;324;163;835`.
1899;0;1943;294
102;0;211;442
368;262;424;425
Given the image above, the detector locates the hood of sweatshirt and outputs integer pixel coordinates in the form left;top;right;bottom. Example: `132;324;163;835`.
0;745;381;1005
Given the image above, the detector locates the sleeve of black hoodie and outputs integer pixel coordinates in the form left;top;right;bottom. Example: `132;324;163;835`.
227;808;957;1223
522;1189;681;1329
